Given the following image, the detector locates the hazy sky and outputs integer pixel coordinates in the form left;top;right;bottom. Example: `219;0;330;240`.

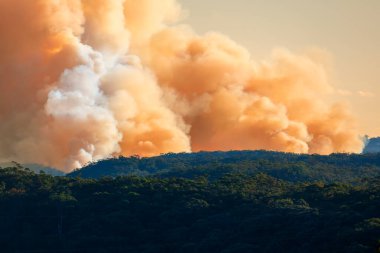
179;0;380;137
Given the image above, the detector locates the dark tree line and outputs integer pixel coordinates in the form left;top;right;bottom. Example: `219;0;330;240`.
0;164;379;253
68;151;380;183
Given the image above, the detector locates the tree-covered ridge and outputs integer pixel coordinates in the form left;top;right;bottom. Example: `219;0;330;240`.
0;166;379;253
0;162;65;176
68;151;380;183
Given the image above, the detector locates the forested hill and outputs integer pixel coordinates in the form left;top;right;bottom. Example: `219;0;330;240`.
0;162;64;176
1;152;380;252
68;151;380;183
0;166;380;252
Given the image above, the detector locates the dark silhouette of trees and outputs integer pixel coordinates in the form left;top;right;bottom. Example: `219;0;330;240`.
0;163;379;252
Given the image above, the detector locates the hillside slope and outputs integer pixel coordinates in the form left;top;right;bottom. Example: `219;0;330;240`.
0;166;379;253
0;162;64;176
68;151;380;183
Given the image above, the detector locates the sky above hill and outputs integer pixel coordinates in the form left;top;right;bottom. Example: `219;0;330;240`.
180;0;380;136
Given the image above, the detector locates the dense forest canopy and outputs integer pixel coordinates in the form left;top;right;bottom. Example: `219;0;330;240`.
0;152;380;252
68;151;380;183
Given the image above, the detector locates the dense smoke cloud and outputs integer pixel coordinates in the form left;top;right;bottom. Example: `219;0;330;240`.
0;0;363;171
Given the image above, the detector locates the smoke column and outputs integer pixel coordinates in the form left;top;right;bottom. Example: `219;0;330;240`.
0;0;363;171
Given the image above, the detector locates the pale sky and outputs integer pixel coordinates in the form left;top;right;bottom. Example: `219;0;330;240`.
179;0;380;137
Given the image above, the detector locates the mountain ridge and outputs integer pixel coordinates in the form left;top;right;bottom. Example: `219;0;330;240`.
67;150;380;183
0;162;65;176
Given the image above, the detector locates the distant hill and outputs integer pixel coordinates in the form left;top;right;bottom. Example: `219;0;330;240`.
68;150;380;183
0;162;64;176
363;137;380;154
23;163;65;176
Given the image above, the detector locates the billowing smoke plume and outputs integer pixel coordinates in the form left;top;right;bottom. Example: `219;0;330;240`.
0;0;363;171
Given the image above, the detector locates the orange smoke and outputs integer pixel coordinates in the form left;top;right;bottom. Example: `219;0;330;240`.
0;0;363;171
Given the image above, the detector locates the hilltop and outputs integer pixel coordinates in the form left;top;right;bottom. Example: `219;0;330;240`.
0;162;64;176
68;150;380;183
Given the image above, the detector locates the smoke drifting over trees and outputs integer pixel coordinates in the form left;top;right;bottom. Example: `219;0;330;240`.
0;0;363;171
